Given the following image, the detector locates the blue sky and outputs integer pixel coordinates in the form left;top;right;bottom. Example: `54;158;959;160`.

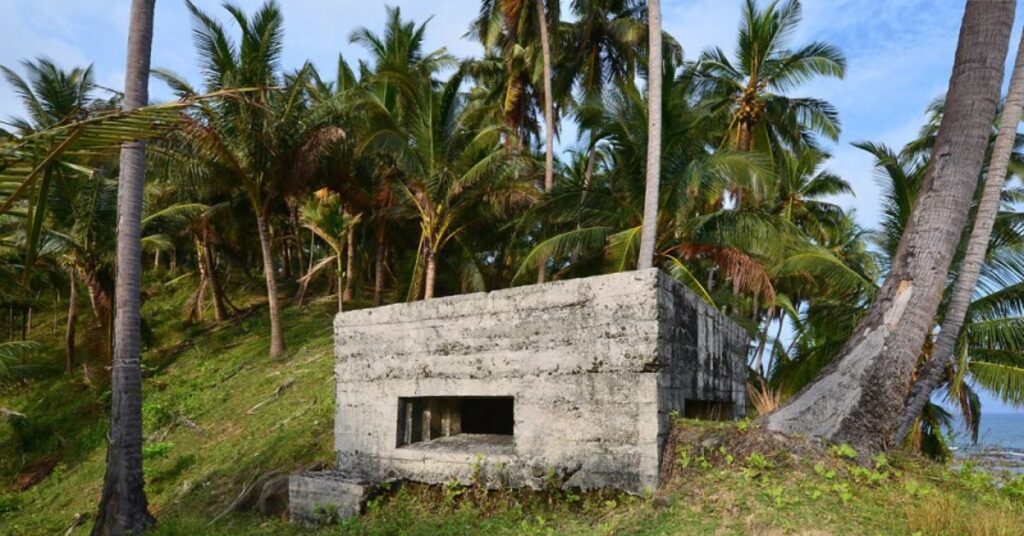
3;1;1023;413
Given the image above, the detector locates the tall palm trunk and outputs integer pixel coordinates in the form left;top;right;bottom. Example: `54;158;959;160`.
291;205;306;280
637;0;662;270
535;0;554;284
336;267;345;313
764;0;1015;451
93;0;156;533
256;211;286;357
66;268;78;374
191;238;209;323
204;240;229;322
343;228;355;301
374;222;387;306
895;27;1024;443
424;247;438;300
194;234;228;322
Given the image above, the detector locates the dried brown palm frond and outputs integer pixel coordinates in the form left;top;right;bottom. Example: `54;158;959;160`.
746;378;782;416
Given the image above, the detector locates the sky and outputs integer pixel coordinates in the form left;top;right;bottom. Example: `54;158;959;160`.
2;0;1023;414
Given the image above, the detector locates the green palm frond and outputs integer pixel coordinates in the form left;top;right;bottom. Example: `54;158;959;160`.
773;246;876;299
967;317;1024;353
0;340;42;380
970;361;1024;407
664;257;716;307
515;226;614;282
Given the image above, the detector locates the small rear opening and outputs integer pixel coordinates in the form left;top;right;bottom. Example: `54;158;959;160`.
397;396;514;448
684;399;734;421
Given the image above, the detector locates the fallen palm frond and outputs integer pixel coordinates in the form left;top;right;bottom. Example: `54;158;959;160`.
746;378;782;416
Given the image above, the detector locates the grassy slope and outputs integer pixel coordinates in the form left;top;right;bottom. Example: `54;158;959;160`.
0;284;1022;535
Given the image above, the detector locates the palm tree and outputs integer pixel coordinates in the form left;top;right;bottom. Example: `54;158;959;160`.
804;134;1024;456
1;59;108;365
157;0;344;357
299;189;360;312
637;0;662;269
0;58;110;289
360;70;534;299
563;0;649;186
769;146;852;242
93;0;157;532
350;7;452;303
765;0;1016;449
897;29;1024;441
524;73;784;298
472;0;560;283
564;0;646;99
694;0;845;155
0;59;100;133
535;0;555;201
472;0;552;149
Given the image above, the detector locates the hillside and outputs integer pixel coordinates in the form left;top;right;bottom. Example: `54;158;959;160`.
0;289;1022;535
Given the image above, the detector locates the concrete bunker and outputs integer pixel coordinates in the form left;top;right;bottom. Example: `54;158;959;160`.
290;269;749;523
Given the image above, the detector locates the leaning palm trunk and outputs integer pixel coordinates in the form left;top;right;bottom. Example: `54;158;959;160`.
895;27;1024;443
190;238;209;323
93;0;157;533
536;0;554;284
194;236;229;322
637;0;662;270
256;211;286;357
79;263;113;360
764;0;1015;451
204;240;229;322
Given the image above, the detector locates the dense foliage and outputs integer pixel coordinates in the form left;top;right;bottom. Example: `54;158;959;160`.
1;0;1022;464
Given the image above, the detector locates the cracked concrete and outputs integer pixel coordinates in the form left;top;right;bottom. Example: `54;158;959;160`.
328;269;748;495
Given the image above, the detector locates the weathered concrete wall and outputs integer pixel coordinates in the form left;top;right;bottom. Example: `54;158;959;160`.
333;269;747;494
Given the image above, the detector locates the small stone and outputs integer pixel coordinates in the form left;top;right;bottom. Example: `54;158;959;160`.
700;437;721;449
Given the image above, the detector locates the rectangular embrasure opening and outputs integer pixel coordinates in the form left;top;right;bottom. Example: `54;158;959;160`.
397;396;514;448
684;399;734;421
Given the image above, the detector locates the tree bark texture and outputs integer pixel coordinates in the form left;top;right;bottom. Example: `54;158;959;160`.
764;0;1015;451
374;222;387;305
424;248;437;300
895;23;1024;442
66;269;78;375
343;227;355;302
535;0;555;284
637;0;662;270
256;211;286;357
93;0;157;533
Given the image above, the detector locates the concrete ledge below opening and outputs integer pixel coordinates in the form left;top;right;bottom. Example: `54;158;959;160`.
398;433;515;455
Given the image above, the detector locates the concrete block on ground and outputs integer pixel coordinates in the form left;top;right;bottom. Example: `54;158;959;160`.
288;471;372;524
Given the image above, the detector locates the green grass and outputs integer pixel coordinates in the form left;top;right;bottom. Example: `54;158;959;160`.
1;282;1023;535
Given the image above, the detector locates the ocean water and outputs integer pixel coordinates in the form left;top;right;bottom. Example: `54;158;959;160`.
965;413;1024;450
954;413;1024;474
